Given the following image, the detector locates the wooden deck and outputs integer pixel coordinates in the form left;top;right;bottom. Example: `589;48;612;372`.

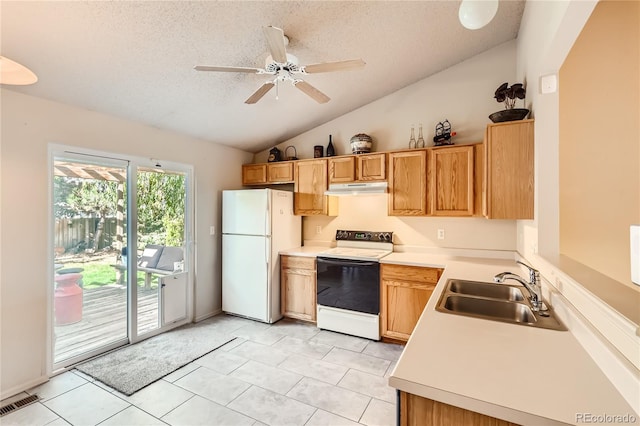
54;285;159;363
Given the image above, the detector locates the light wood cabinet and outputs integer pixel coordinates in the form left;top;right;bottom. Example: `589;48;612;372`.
242;164;267;185
328;156;356;183
243;162;294;185
294;159;338;216
267;162;294;183
328;153;386;184
483;119;534;219
381;264;442;341
388;150;428;216
399;392;519;426
357;152;386;181
428;145;475;216
281;255;316;322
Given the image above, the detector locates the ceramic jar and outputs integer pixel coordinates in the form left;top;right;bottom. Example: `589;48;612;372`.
350;133;373;154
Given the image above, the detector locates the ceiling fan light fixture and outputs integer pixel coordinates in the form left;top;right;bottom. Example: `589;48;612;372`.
265;53;299;68
0;56;38;85
458;0;499;30
197;25;363;104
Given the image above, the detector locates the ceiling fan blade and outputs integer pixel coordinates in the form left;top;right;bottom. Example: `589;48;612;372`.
194;65;263;73
294;80;330;104
303;59;366;74
263;26;287;63
245;82;275;104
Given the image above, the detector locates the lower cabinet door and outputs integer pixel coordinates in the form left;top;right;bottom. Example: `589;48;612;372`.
381;279;434;341
282;268;316;322
400;392;520;426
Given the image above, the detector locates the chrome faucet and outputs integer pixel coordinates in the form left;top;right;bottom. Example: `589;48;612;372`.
494;261;545;312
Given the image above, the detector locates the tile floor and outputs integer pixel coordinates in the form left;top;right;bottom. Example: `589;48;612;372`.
1;314;403;426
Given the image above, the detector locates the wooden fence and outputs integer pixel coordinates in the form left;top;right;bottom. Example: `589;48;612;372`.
54;217;122;252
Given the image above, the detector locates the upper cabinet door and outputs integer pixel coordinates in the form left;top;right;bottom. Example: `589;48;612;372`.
428;146;474;216
267;162;294;183
242;164;267;185
388;150;427;216
328;156;356;184
356;153;386;181
294;159;333;216
484;120;534;219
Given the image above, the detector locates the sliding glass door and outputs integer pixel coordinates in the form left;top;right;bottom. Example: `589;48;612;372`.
52;155;130;365
51;151;192;369
136;166;187;336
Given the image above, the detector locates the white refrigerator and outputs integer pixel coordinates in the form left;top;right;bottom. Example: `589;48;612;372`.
222;189;301;323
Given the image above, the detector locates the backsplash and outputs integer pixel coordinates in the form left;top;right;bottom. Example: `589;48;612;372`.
302;194;516;251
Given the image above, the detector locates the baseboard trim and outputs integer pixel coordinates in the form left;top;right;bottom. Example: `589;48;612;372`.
195;309;222;323
1;375;48;401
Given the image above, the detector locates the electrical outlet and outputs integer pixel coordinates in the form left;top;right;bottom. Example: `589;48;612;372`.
437;229;445;240
316;225;322;235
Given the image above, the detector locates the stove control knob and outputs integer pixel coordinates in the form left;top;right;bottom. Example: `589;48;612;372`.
381;233;391;241
366;233;372;240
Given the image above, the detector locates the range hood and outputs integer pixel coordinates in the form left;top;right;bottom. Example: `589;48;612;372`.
324;182;388;196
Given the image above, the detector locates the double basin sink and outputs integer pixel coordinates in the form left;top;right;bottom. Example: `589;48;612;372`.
436;279;567;331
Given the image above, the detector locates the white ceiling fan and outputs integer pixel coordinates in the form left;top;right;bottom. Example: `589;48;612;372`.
194;26;366;104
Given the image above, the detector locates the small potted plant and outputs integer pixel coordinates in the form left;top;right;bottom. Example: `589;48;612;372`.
489;82;530;123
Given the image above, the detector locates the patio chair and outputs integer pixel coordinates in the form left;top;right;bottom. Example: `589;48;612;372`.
112;245;184;288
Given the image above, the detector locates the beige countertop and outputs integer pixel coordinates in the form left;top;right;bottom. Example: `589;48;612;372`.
384;255;637;425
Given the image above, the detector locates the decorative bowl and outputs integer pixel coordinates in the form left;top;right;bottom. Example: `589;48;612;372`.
489;108;530;123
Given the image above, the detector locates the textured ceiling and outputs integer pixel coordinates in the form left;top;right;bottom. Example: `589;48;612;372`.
1;1;525;153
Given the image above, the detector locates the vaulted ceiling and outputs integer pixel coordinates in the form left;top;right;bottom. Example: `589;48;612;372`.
1;1;525;153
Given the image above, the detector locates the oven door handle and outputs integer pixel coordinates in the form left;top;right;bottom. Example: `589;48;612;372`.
317;257;378;267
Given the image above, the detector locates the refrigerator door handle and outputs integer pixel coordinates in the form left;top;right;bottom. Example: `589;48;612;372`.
265;191;270;236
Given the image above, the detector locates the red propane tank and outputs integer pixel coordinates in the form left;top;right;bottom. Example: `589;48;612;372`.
54;273;83;325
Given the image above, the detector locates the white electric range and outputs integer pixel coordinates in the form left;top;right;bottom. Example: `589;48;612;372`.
316;230;393;340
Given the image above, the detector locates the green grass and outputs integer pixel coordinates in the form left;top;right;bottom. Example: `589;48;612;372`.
61;261;153;289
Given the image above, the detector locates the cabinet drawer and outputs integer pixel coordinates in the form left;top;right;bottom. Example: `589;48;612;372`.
282;255;316;271
381;264;442;283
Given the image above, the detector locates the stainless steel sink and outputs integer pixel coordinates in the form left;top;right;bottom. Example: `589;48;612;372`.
436;279;567;331
442;295;536;324
447;279;525;301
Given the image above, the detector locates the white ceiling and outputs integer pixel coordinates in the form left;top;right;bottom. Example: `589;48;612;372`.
1;1;525;153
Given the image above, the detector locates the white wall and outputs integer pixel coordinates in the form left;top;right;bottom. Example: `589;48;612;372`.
257;41;519;251
515;0;597;259
0;89;251;397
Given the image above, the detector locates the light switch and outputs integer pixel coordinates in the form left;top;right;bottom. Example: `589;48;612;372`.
540;74;557;94
210;226;215;236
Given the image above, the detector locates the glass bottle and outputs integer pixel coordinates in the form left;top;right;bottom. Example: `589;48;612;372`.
408;125;416;148
417;123;426;148
326;135;335;157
